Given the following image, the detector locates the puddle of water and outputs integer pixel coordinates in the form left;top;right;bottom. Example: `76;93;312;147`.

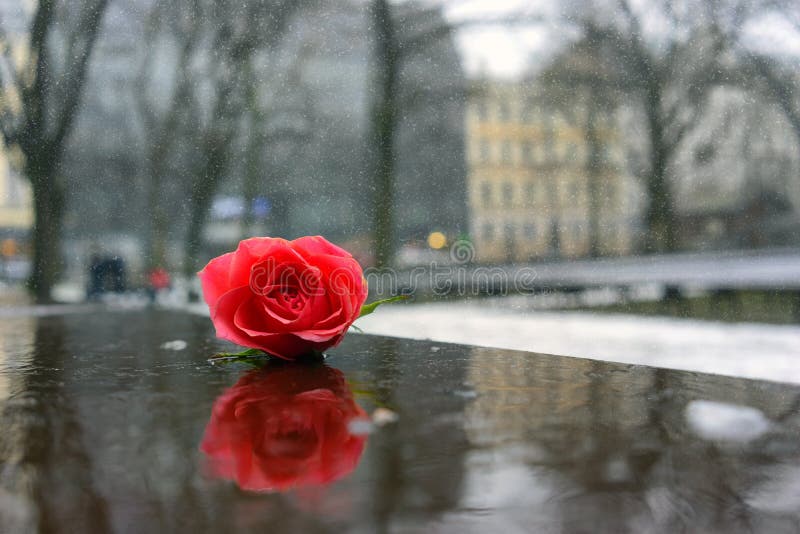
0;310;798;533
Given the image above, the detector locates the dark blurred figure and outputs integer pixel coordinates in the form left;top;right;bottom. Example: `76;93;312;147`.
87;256;127;300
147;267;171;303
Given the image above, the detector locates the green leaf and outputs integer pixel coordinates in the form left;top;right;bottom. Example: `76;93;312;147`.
208;348;269;367
358;295;409;319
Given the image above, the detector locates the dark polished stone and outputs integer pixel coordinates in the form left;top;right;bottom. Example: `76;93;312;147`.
0;310;799;533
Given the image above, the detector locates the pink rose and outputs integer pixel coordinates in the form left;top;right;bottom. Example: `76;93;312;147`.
198;236;367;360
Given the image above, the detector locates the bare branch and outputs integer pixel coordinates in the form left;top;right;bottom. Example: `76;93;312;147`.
18;0;56;156
133;0;201;141
0;22;20;99
749;54;800;139
49;0;109;154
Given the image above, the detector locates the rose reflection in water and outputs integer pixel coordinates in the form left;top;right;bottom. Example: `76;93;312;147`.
200;364;369;492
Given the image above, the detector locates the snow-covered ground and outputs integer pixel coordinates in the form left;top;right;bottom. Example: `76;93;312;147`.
362;302;800;385
6;284;798;384
183;298;800;385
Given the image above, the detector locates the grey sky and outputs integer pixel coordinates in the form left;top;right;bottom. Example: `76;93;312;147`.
438;0;800;79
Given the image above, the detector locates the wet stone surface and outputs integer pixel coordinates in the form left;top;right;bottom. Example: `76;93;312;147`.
1;310;799;533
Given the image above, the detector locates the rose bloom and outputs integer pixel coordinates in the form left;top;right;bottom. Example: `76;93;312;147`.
199;365;368;492
198;236;368;360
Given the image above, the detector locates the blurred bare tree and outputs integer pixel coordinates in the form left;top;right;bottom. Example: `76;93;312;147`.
181;0;309;277
368;0;462;267
536;30;626;257
239;48;316;241
741;0;800;139
0;0;110;302
133;0;201;271
573;0;749;252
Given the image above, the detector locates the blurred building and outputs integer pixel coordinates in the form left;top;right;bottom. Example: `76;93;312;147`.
673;87;800;249
465;76;640;263
462;345;800;531
0;147;32;239
0;1;33;248
1;0;468;277
265;0;467;250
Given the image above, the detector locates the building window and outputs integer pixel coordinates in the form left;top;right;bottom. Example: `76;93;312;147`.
522;104;532;122
524;223;535;239
502;182;514;206
567;143;578;161
544;126;555;162
523;141;534;164
504;224;516;243
534;142;545;165
606;182;616;203
525;182;535;204
483;223;494;240
525;99;539;122
498;101;510;122
476;101;488;121
481;182;492;206
480;140;491;163
570;180;581;199
547;180;558;207
501;141;512;164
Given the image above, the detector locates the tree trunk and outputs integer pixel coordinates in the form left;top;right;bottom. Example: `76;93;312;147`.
11;1;110;304
145;160;168;271
753;57;800;143
183;194;211;278
0;317;112;533
240;63;264;241
645;147;676;253
643;85;677;253
142;82;190;271
28;163;65;304
369;0;399;268
585;93;602;257
183;143;227;277
241;117;262;240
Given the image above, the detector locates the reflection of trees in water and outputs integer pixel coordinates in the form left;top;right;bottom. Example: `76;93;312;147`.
360;336;470;534
4;315;799;532
0;316;36;402
70;312;221;531
15;312;348;532
0;316;110;533
465;347;800;532
0;313;474;532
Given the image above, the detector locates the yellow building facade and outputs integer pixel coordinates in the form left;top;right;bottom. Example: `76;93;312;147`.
0;146;32;233
0;9;33;240
466;79;639;263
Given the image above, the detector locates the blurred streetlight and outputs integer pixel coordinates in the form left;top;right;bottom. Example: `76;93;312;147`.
427;231;447;249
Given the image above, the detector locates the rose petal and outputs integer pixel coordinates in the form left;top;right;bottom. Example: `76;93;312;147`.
291;235;352;260
311;298;346;330
198;252;236;308
291;291;334;330
229;238;305;290
291;327;346;343
310;254;367;320
210;287;262;348
293;389;339;403
250;259;310;297
234;297;290;337
260;296;302;325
